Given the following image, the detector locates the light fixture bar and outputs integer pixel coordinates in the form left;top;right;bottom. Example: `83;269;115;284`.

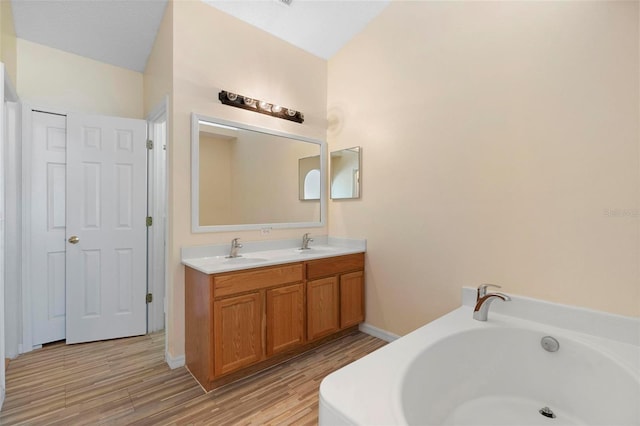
218;90;304;124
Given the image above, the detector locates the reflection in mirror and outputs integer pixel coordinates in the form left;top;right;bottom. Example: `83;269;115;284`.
192;113;326;232
299;155;320;200
330;147;361;199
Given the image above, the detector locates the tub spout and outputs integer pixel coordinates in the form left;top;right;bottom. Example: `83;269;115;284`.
473;285;511;321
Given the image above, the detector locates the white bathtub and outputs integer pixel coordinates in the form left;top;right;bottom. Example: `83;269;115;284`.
319;291;640;425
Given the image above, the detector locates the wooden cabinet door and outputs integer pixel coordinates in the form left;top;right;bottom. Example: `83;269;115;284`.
307;276;339;341
213;292;263;376
266;283;304;356
340;271;364;328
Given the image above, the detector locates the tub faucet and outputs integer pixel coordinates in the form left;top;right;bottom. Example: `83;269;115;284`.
226;238;242;258
473;284;511;321
300;233;313;250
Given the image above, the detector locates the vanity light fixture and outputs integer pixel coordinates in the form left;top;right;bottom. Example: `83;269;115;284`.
218;90;304;123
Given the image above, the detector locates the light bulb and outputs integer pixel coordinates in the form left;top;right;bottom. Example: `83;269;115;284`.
259;101;272;111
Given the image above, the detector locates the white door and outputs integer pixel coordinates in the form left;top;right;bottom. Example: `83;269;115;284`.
30;112;67;345
65;113;147;344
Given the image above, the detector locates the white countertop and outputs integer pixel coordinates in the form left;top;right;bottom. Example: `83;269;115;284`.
181;236;366;275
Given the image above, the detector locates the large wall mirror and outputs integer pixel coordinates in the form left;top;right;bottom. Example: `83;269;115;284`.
330;146;361;199
191;113;326;232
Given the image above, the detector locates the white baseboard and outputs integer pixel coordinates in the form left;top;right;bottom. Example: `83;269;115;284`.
358;322;399;342
0;386;5;411
165;351;185;369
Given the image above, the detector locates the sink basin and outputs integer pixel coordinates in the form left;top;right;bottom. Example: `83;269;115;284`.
294;247;337;255
222;257;268;264
196;256;268;267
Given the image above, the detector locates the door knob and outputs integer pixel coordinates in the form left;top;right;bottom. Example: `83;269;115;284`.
68;236;80;244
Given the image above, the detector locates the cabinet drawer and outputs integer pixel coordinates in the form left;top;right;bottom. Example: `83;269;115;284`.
306;253;364;280
214;264;303;298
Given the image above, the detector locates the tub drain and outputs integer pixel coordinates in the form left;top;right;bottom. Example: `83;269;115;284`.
541;336;560;352
539;406;556;419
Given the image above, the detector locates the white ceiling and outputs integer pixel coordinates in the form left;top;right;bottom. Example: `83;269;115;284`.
12;0;169;72
202;0;390;59
11;0;390;73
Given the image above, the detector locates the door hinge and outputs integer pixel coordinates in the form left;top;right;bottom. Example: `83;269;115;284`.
146;216;153;227
146;140;153;150
146;293;153;304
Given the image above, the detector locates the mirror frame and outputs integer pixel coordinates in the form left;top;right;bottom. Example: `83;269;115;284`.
191;113;327;233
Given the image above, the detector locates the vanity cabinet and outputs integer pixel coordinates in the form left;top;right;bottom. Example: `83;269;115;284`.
306;253;365;340
185;253;365;391
210;263;302;378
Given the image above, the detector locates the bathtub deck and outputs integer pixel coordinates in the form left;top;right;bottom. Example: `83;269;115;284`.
0;330;386;425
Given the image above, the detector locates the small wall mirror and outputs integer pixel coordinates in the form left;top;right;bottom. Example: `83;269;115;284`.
192;113;326;232
330;146;361;199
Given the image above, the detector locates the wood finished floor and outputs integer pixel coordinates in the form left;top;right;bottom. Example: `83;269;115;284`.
0;331;385;425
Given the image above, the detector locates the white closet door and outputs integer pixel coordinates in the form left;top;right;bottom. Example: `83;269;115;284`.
65;113;147;344
31;112;67;345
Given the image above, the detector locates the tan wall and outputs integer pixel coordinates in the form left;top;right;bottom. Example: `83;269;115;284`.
328;1;640;335
0;0;17;89
17;39;143;118
168;0;327;358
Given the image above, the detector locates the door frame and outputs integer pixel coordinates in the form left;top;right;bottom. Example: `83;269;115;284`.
1;64;18;408
146;97;168;335
0;64;6;409
4;100;20;359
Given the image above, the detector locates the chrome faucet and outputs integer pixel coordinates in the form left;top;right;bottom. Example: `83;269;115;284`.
473;284;511;321
300;233;313;250
226;238;243;258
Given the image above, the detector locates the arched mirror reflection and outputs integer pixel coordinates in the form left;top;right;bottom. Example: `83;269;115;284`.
299;156;320;200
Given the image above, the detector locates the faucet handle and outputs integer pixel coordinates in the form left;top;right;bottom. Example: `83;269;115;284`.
231;237;242;247
477;284;501;299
